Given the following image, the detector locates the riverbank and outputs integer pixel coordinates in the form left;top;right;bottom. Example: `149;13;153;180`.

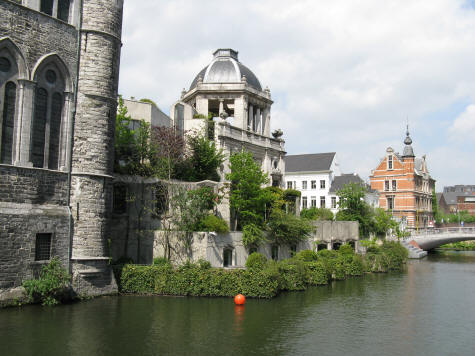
116;241;407;298
438;241;475;250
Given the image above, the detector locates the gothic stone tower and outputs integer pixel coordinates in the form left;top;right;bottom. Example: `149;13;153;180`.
70;0;124;296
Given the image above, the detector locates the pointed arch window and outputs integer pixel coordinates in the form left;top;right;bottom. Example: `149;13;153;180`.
32;64;66;170
1;82;16;164
0;51;19;165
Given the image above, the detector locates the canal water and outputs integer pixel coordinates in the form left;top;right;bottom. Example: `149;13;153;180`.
2;250;475;356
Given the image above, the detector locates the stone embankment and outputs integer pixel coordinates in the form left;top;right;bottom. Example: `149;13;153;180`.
400;240;427;259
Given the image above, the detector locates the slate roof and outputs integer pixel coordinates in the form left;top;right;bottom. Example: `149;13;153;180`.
439;191;473;205
329;174;365;193
284;152;336;173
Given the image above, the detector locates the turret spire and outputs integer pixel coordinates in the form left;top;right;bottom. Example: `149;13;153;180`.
403;125;415;157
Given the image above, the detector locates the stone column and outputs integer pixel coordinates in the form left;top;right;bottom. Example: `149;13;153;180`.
218;99;224;115
196;96;208;116
15;79;35;167
248;104;253;131
263;105;271;136
255;107;261;134
59;91;74;171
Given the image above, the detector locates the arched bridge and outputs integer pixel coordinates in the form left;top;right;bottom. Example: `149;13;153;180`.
409;227;475;250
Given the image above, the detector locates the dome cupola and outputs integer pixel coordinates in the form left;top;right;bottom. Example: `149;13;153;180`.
189;48;262;91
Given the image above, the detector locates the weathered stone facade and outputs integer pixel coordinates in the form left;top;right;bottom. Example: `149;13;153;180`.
0;0;123;297
152;221;359;268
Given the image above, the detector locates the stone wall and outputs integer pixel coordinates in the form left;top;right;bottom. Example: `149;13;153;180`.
0;204;69;289
0;165;68;205
0;1;78;79
152;221;359;268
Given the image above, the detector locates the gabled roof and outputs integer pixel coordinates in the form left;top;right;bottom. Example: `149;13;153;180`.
284;152;336;173
329;173;365;193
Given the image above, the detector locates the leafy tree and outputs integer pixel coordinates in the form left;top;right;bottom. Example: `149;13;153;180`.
335;183;374;237
267;209;314;246
168;186;222;256
226;151;269;228
114;96;135;172
151;126;187;180
373;208;398;237
187;134;224;181
242;223;266;248
301;207;334;221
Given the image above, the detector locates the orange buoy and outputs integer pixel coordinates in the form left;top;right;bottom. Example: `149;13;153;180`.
234;294;246;305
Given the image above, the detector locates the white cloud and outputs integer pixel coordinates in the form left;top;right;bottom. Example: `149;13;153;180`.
119;0;475;188
449;104;475;140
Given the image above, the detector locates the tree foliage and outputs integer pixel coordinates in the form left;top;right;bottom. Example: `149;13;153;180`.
226;151;269;227
335;183;374;237
301;207;334;221
267;209;314;245
186;134;224;181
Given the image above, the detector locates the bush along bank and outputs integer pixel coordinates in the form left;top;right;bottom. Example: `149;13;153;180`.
117;241;408;299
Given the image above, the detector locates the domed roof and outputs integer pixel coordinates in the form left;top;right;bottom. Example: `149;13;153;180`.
189;49;262;91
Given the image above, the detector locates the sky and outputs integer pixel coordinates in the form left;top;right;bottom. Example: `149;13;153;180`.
118;0;475;190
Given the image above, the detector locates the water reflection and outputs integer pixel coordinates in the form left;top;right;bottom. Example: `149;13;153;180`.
1;252;475;355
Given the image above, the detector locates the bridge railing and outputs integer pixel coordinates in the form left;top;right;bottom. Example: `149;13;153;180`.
409;227;475;237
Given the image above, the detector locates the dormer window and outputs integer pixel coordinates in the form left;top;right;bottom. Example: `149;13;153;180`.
388;155;393;170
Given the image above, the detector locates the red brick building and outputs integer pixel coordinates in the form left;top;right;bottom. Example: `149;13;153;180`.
369;129;435;229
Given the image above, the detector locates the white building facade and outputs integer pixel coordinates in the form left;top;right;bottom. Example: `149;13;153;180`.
284;153;378;215
284;153;341;212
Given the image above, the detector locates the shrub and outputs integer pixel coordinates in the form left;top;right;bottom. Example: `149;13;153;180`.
380;241;408;271
317;249;338;259
23;257;71;306
295;249;318;262
153;257;172;267
196;214;229;233
305;261;328;285
338;243;354;256
300;207;334;221
120;262;279;298
245;252;267;270
242;223;266;248
277;259;307;291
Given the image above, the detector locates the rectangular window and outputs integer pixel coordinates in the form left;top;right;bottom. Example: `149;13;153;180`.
302;181;307;190
287;181;293;189
57;0;71;22
387;196;394;210
331;197;337;209
320;180;326;189
311;196;317;207
113;185;127;214
271;245;279;261
385;180;389;191
40;0;54;16
302;196;308;209
311;180;317;189
35;233;52;261
155;184;167;215
392;180;397;191
320;196;326;208
388;155;393;170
